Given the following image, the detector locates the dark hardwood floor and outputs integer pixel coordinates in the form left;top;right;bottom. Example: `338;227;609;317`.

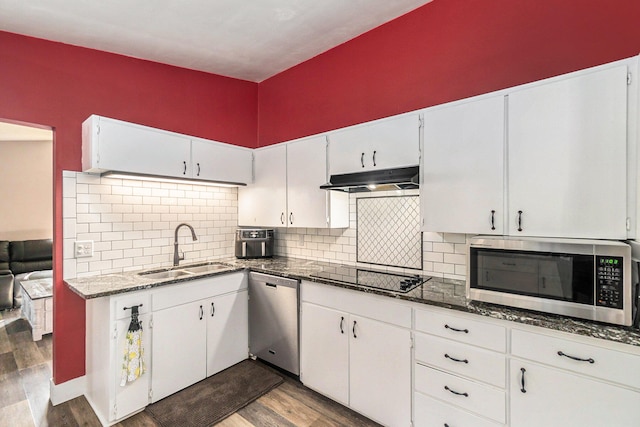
0;309;380;427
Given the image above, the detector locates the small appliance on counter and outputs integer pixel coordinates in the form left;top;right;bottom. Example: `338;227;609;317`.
235;228;274;259
467;236;635;326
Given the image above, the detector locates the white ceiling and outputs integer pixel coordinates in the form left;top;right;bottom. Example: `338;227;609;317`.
0;122;52;142
0;0;433;82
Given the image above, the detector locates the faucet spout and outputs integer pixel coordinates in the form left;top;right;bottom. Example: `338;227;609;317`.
173;223;198;266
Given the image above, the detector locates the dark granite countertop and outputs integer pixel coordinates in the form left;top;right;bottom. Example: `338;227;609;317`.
65;256;640;348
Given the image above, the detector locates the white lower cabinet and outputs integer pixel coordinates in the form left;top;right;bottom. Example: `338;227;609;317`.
510;360;640;427
85;291;152;425
415;392;503;427
413;306;507;426
300;282;412;427
509;327;640;427
85;272;248;425
151;273;248;402
151;299;207;402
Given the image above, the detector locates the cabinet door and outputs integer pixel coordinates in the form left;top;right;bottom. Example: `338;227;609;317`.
286;136;331;228
508;65;628;238
238;144;287;227
206;290;248;376
92;116;192;178
151;300;207;402
114;314;151;420
422;96;505;234
510;361;640;427
191;138;252;184
349;315;411;427
329;113;420;174
300;303;349;406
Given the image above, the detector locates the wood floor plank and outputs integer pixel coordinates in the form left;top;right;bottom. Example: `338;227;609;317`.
115;410;159;427
215;413;255;427
0;328;12;354
13;343;45;370
43;400;82;427
20;363;52;426
258;386;323;427
275;381;381;427
0;400;35;427
67;396;103;426
0;371;27;408
0;352;18;377
237;399;298;427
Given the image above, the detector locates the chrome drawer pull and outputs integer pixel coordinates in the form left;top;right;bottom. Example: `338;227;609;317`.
444;385;468;397
557;351;595;364
444;353;469;364
444;324;469;334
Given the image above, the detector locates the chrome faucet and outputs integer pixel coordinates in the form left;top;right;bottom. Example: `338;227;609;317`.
173;223;198;266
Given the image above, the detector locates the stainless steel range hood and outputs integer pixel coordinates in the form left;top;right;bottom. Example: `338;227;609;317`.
320;166;419;193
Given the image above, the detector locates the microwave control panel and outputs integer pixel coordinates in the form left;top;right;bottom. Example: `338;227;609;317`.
595;256;623;309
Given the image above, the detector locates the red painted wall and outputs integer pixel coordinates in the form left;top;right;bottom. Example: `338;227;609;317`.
258;0;640;146
0;31;258;383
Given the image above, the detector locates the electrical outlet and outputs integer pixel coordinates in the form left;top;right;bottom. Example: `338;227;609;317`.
74;240;94;258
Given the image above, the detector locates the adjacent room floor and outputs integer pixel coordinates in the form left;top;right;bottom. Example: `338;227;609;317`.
0;309;379;427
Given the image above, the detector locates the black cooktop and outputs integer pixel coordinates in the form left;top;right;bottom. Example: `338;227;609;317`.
310;266;429;293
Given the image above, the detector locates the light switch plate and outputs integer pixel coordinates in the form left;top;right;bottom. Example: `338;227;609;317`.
74;240;94;258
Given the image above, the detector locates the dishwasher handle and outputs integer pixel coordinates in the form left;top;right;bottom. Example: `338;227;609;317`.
249;272;299;289
265;282;277;288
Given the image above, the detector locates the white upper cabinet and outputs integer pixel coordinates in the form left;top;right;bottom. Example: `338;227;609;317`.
287;136;348;228
420;58;636;239
507;65;629;238
190;137;253;184
238;136;348;228
328;113;421;175
82;115;252;184
83;115;192;178
238;144;288;227
422;95;505;234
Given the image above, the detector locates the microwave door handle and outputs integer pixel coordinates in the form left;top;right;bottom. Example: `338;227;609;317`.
261;241;266;256
242;241;247;257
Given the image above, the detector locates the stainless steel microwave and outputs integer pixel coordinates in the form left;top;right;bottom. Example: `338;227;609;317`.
467;236;633;326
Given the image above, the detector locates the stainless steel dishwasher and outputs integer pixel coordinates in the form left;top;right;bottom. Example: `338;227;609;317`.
248;272;300;375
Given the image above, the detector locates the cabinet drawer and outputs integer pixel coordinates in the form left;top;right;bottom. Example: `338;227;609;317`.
415;392;504;427
415;333;506;388
113;290;151;320
301;281;411;328
152;272;246;311
511;329;640;390
415;364;506;424
415;309;506;352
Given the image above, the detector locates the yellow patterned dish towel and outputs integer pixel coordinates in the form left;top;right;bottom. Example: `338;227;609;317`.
120;328;145;386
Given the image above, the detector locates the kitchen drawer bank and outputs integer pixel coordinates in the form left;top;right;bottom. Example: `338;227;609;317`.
298;279;640;427
84;272;248;425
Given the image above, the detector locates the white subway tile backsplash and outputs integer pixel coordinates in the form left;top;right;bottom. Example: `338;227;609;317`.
62;172;238;279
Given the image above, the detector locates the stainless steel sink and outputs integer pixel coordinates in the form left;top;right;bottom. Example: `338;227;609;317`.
181;263;229;274
140;269;194;280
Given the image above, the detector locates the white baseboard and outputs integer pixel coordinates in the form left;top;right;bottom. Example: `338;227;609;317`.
49;375;86;406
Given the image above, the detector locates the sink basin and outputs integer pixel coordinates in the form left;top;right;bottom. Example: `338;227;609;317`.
140;269;194;280
181;263;229;274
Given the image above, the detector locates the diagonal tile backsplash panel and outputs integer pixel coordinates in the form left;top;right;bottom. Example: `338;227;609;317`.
356;195;422;269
